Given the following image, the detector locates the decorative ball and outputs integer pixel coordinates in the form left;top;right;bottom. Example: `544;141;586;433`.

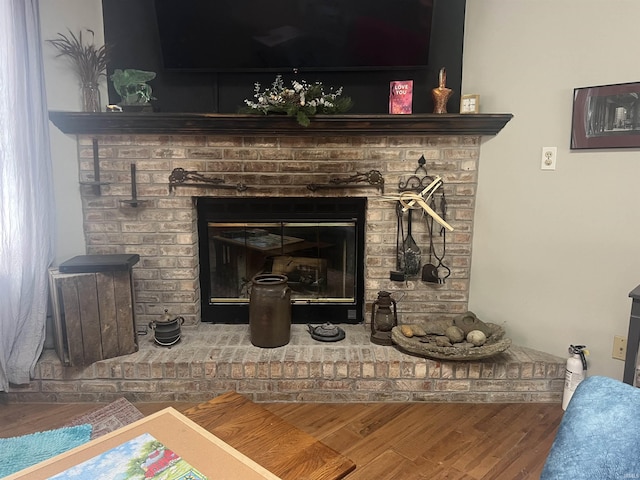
467;330;487;346
445;325;465;343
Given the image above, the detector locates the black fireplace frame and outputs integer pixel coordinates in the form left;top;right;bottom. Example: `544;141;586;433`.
197;196;366;324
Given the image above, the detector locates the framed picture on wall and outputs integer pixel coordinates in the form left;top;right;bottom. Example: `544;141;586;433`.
571;81;640;149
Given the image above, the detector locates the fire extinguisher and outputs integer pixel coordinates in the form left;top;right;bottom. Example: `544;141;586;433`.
562;344;589;411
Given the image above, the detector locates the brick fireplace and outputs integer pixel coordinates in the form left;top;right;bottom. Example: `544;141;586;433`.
67;116;497;329
6;112;565;404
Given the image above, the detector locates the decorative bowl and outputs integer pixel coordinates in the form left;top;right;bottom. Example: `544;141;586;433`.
391;322;511;361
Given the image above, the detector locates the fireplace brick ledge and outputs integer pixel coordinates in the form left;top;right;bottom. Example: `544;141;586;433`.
49;111;513;136
12;325;565;404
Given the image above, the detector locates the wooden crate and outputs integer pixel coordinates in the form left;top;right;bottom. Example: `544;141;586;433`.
49;269;138;366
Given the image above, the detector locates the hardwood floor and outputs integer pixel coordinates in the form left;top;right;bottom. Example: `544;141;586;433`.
0;401;563;480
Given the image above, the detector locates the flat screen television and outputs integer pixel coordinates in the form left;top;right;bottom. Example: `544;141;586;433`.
154;0;435;72
103;0;463;113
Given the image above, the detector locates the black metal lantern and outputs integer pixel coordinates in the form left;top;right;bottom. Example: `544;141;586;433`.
370;291;398;345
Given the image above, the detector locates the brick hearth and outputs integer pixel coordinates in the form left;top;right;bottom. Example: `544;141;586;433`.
8;325;565;403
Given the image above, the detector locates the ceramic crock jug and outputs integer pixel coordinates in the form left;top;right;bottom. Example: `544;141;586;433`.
249;274;291;348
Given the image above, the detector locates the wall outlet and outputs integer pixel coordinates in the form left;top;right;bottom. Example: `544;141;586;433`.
612;335;627;361
541;147;557;170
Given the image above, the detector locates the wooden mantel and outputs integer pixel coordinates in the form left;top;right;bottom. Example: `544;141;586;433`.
49;111;513;136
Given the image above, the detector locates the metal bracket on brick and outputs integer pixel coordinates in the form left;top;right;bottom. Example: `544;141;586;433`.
78;137;111;195
120;163;147;208
307;169;385;193
168;167;248;192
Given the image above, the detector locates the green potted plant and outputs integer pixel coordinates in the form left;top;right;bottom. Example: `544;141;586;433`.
109;69;156;112
47;29;109;112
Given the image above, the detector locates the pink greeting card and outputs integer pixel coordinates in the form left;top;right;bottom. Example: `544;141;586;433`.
389;80;413;114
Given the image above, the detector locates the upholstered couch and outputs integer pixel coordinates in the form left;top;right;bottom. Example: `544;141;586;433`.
541;375;640;479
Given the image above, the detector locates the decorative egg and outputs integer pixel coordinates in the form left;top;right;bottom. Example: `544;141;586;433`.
445;325;465;343
467;330;487;346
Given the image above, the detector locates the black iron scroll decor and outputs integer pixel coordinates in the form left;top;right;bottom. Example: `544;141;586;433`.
307;170;384;193
168;168;248;192
168;167;383;193
398;155;432;192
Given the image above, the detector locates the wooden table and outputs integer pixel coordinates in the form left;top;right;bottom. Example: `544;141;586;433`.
183;391;356;480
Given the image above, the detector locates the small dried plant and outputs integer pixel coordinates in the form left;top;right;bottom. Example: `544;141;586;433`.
47;29;109;85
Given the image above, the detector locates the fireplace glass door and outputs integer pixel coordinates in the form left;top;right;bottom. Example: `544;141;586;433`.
209;221;356;300
197;197;365;324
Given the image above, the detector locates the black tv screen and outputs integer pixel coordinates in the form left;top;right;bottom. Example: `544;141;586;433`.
154;0;434;72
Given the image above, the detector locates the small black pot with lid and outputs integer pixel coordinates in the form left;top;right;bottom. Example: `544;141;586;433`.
307;323;346;342
149;309;184;346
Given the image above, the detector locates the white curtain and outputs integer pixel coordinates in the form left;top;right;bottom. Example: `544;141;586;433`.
0;0;55;391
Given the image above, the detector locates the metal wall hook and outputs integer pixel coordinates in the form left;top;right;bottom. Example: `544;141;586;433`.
398;155;435;192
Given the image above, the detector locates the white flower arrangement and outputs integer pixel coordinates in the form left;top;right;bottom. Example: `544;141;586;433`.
241;75;353;127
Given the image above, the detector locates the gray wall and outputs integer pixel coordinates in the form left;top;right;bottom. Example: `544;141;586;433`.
465;0;640;379
40;0;640;379
40;0;104;265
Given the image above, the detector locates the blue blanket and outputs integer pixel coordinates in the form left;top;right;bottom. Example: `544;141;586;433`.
541;375;640;479
0;424;92;477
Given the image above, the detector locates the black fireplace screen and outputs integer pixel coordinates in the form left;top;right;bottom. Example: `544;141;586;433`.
197;197;366;324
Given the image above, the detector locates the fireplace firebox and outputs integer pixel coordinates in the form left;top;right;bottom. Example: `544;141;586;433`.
197;197;366;324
